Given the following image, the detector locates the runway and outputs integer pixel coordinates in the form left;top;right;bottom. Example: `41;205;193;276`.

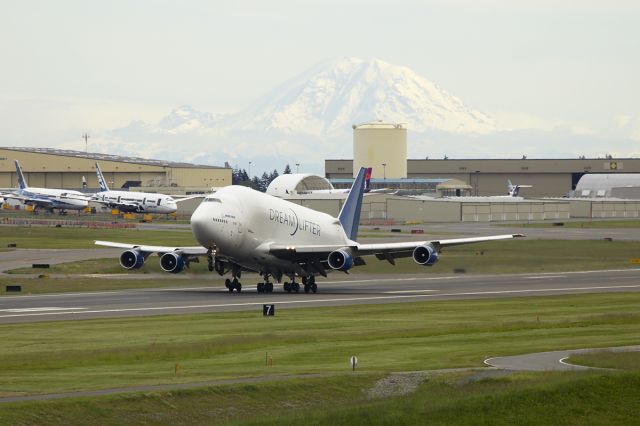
1;268;639;323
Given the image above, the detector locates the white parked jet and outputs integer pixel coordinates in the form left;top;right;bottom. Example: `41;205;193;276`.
96;168;523;293
0;160;88;213
91;162;197;214
507;180;533;197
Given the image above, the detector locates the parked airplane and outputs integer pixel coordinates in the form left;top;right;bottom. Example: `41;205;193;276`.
507;180;533;197
0;160;88;213
96;167;523;293
91;162;198;214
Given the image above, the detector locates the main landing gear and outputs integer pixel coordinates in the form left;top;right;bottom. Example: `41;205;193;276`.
283;276;317;293
257;273;274;293
225;278;242;293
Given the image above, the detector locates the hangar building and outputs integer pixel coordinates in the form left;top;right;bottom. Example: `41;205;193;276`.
326;158;640;198
0;147;231;192
574;173;640;198
266;173;334;196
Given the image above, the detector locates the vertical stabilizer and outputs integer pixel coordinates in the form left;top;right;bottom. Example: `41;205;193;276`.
338;167;367;241
14;160;28;190
95;163;110;192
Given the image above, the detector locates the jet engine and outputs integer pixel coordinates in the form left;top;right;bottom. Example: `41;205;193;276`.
327;249;354;271
119;249;145;270
160;252;185;273
412;244;439;266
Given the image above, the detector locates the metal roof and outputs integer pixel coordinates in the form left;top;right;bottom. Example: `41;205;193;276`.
1;147;225;169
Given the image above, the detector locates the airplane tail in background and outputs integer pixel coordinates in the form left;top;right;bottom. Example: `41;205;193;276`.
14;160;28;190
338;167;367;241
95;163;110;192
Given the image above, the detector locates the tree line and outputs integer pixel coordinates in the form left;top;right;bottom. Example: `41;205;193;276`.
231;164;292;192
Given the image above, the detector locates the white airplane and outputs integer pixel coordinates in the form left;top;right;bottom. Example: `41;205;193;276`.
96;167;523;294
507;180;533;197
91;162;198;214
267;168;373;198
0;160;88;213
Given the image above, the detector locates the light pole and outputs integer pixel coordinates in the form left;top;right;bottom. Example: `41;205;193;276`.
248;161;252;179
296;163;300;173
382;163;387;180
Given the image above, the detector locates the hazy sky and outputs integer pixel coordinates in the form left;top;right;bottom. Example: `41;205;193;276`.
1;0;639;158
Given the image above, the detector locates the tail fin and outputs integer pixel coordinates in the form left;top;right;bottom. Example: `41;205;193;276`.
364;167;373;193
95;163;110;191
338;167;367;241
14;160;28;190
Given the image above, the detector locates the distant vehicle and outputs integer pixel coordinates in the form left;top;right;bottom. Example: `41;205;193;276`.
91;162;199;214
0;160;88;213
96;167;523;294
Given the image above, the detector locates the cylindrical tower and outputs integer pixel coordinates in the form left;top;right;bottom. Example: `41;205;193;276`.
353;122;407;179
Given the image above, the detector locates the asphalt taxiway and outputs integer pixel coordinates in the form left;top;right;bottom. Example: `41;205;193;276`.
1;268;639;323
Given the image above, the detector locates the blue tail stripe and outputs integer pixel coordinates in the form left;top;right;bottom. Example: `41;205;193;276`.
14;160;28;190
95;162;110;192
338;167;367;241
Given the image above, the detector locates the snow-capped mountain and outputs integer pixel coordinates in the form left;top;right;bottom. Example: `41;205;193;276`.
228;57;495;136
82;57;504;172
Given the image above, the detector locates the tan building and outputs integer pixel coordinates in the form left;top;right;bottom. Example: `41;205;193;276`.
0;147;231;192
326;158;640;198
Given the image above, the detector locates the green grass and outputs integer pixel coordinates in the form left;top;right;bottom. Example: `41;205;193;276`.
0;292;639;395
0;226;197;249
251;371;640;426
356;239;640;274
568;350;640;371
498;219;640;229
6;240;640;279
1;370;639;425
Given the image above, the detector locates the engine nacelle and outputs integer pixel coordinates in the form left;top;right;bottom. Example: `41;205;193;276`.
327;249;354;271
412;244;439;266
160;252;185;273
120;249;145;270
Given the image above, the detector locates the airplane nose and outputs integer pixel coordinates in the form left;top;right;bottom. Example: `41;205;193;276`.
190;204;212;244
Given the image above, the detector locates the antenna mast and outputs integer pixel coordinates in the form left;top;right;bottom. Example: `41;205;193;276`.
82;133;90;152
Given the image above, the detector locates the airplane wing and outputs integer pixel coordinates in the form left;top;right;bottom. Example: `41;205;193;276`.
269;234;524;262
95;240;208;256
175;195;205;203
0;193;55;206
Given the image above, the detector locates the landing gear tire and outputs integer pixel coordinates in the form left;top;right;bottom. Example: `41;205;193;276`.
266;282;273;293
293;282;300;293
304;284;310;294
284;282;291;293
257;283;264;293
226;278;241;293
311;283;318;293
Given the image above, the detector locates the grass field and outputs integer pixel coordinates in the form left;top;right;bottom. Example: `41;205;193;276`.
568;350;640;371
6;239;640;278
0;292;639;424
1;371;639;425
1;292;638;396
0;226;197;249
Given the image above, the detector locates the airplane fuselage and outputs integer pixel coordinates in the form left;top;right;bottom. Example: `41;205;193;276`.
190;185;350;274
15;188;88;210
94;190;178;214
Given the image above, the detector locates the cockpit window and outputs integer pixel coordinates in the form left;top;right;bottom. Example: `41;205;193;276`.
205;198;222;203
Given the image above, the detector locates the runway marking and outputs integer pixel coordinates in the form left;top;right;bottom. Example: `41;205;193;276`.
0;307;86;313
384;290;439;294
525;275;566;279
1;284;640;319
